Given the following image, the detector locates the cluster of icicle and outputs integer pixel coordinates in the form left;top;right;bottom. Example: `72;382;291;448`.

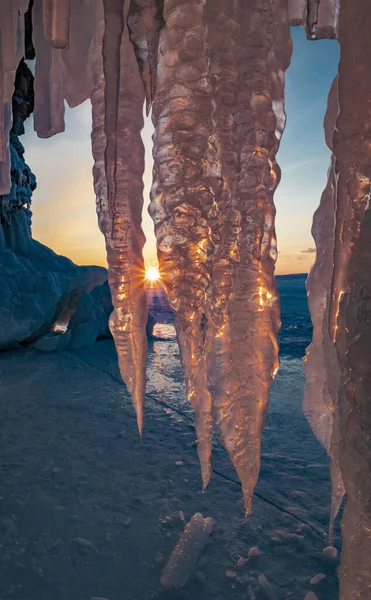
0;0;341;514
1;2;371;597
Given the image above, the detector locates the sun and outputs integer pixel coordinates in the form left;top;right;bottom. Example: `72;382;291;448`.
145;265;161;282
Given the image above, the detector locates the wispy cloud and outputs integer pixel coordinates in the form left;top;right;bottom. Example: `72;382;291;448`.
301;248;316;253
282;158;322;173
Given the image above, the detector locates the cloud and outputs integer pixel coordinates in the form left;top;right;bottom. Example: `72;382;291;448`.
301;248;316;253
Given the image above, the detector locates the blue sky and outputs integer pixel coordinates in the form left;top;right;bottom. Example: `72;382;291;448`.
24;27;339;274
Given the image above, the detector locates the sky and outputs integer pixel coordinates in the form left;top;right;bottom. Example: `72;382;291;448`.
24;27;340;275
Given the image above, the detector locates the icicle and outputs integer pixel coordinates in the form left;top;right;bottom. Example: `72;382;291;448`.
127;0;164;113
42;0;72;49
151;0;292;511
91;0;147;434
59;0;95;108
304;77;344;543
160;513;213;589
0;0;29;194
33;0;65;138
306;0;339;39
151;0;219;490
329;0;371;597
288;0;307;26
210;0;292;515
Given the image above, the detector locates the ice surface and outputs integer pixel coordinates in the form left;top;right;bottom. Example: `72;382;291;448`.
160;512;213;589
91;0;148;434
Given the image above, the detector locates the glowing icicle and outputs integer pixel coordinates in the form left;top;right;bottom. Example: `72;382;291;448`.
304;78;344;543
151;0;216;490
127;0;164;113
91;0;147;434
151;0;292;510
208;0;292;515
329;0;371;597
42;0;72;49
33;0;65;138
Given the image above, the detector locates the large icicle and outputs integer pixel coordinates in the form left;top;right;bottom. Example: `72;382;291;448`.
91;0;148;434
209;0;292;514
150;0;216;488
303;77;344;543
329;0;371;597
127;0;164;112
151;0;292;511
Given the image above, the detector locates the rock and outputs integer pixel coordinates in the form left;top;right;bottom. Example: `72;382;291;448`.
68;322;98;350
0;210;107;350
310;573;325;585
225;571;237;579
33;334;60;352
74;537;93;549
248;546;260;558
65;282;158;350
236;557;247;568
304;593;318;600
322;545;338;561
258;574;277;600
56;330;71;351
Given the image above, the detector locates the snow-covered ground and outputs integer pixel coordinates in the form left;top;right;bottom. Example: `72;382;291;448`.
0;338;340;600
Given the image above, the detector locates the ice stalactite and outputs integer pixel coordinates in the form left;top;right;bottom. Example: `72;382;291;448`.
32;0;65;137
150;0;216;489
42;0;72;49
303;77;344;543
151;0;292;512
287;0;339;38
33;0;94;138
0;0;29;194
59;0;95;109
127;0;164;112
91;0;147;434
329;0;371;597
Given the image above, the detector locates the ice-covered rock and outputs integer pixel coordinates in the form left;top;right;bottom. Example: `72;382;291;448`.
0;59;107;349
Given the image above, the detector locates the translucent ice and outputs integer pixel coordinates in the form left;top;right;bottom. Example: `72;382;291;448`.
160;513;213;589
91;0;148;434
303;77;344;542
151;0;292;513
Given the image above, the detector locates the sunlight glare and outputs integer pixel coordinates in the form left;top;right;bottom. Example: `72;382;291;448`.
145;265;161;282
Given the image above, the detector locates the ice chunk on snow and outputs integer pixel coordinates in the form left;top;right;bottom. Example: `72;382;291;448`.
160;513;213;589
